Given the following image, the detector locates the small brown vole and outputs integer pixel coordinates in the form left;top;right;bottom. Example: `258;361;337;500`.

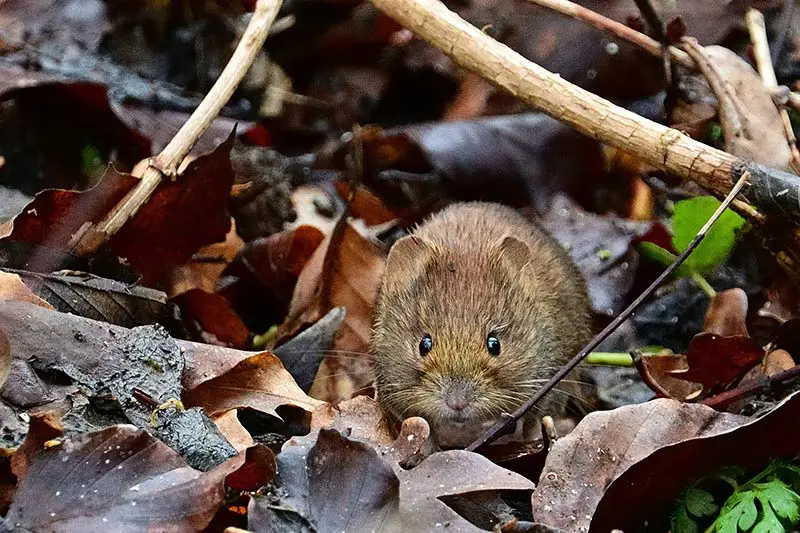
372;202;592;448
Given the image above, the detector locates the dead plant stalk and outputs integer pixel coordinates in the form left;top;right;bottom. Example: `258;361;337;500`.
72;0;283;255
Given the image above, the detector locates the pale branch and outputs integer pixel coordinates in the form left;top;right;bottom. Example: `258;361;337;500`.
746;8;800;173
370;0;800;224
525;0;695;69
71;0;283;255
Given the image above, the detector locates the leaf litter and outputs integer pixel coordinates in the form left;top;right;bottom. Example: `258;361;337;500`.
0;1;799;531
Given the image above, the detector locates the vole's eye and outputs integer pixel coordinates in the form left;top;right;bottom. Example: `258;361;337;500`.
486;334;501;356
419;333;433;357
419;334;433;357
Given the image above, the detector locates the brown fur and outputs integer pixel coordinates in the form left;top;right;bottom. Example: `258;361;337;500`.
372;202;592;447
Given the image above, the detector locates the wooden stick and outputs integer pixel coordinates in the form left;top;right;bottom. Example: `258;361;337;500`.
526;0;695;70
72;0;283;254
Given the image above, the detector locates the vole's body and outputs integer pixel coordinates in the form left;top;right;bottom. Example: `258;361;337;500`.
372;202;592;448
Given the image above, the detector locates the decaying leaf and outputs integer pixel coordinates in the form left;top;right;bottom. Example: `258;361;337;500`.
531;399;748;531
249;426;534;533
2;425;242;532
3;135;236;285
591;392;800;531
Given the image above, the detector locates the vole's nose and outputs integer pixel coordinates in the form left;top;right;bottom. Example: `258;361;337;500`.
442;380;474;412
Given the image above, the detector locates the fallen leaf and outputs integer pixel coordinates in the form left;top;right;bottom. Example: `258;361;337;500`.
184;352;324;418
703;287;749;336
531;399;748;531
220;225;325;330
171;288;250;349
249;427;534;533
2;424;242;532
3;135;236;285
539;194;650;317
225;444;276;492
671;333;764;394
591;392;800;531
1;268;186;332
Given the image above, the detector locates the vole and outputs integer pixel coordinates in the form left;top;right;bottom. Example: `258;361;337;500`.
372;202;592;448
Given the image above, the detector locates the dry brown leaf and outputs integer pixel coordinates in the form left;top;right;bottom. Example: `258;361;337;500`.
184;352;325;418
531;399;748;530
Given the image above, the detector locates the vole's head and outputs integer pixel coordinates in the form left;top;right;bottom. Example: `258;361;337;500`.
373;234;562;448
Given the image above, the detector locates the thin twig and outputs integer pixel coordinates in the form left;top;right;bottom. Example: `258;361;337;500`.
702;363;800;410
746;8;800;173
467;172;751;451
525;0;695;70
631;0;672;84
72;0;283;255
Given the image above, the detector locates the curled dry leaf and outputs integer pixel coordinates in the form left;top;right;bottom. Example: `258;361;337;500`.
531;399;748;531
703;287;749;337
183;351;324;418
281;220;384;403
591;392;800;531
638;289;762;399
2;425;243;532
670;333;764;395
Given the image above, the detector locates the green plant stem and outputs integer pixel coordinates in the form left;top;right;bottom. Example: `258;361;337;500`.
691;271;717;298
584;352;634;366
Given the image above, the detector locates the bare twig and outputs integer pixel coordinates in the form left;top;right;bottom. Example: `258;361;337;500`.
746;8;800;173
525;0;695;69
631;0;672;84
702;363;800;410
72;0;283;255
467;173;750;451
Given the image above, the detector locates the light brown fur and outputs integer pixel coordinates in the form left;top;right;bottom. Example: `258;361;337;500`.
372;202;592;448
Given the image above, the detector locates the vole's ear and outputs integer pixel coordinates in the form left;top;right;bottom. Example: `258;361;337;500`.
383;235;435;291
497;235;531;272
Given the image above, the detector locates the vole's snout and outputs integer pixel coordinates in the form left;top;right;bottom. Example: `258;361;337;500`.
441;379;475;419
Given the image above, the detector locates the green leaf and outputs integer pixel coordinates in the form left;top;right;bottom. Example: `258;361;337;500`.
759;480;800;523
636;242;696;278
672;495;700;533
686;486;718;517
672;196;745;274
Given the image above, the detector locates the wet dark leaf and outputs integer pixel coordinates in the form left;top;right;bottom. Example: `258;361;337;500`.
591;393;800;532
2;425;242;532
671;333;764;395
1;268;180;333
539;194;650;317
531;399;747;531
249;427;534;533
